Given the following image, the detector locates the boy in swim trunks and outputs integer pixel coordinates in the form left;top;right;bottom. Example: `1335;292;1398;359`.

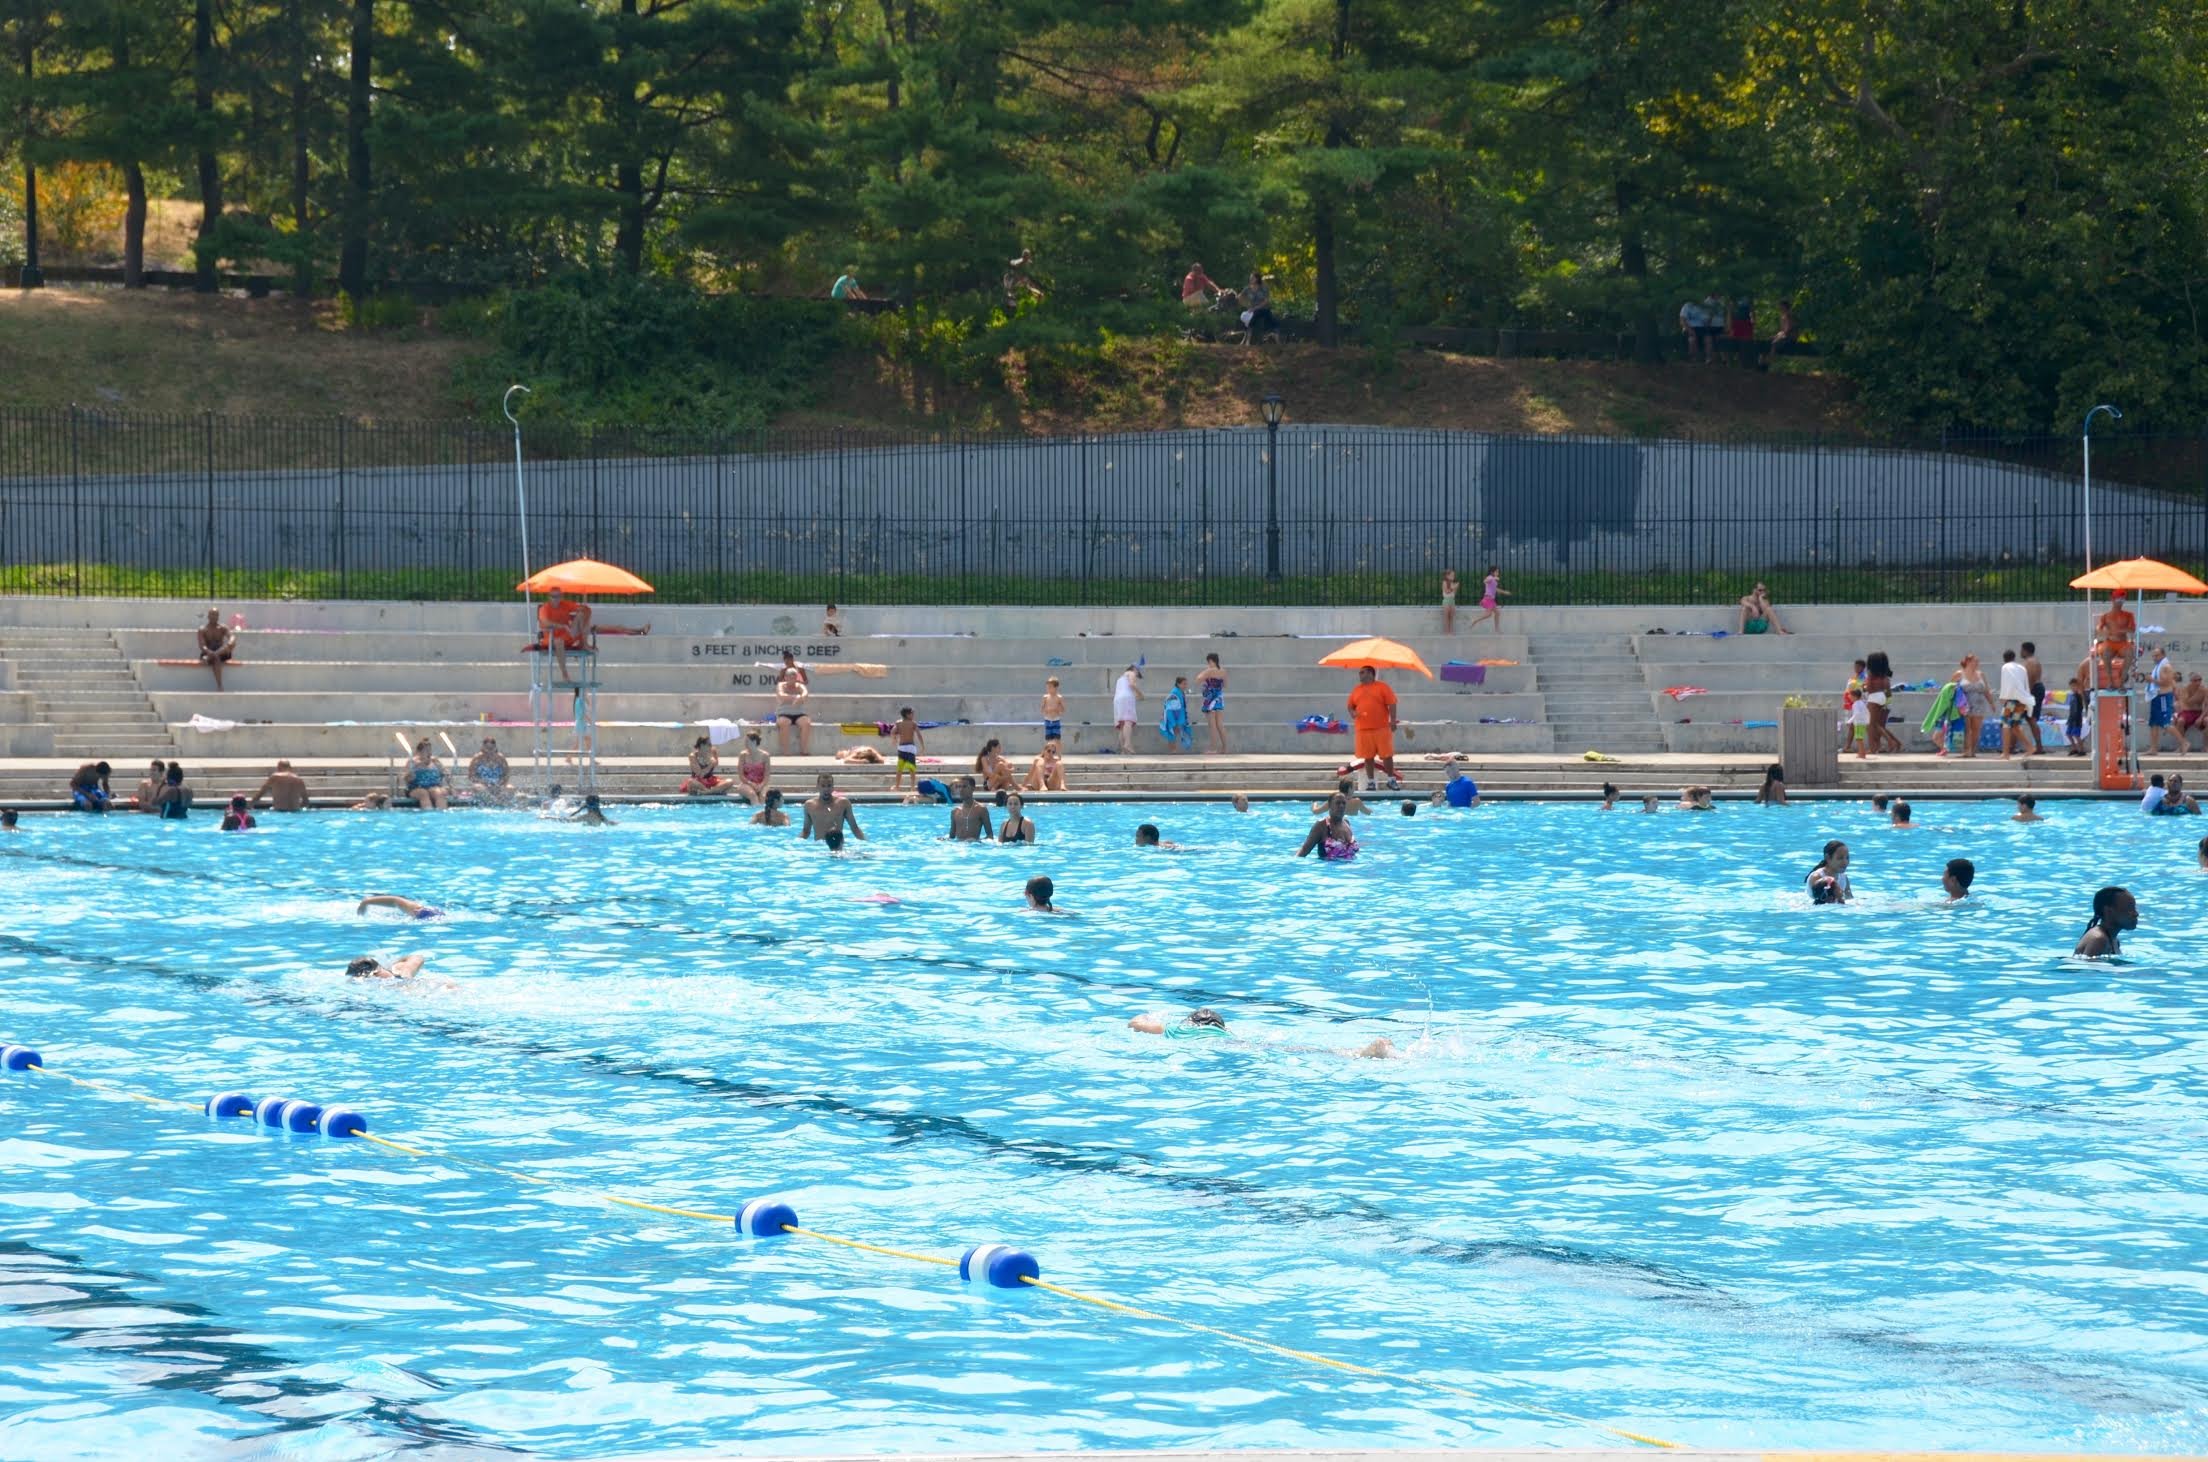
891;706;923;791
1040;677;1065;747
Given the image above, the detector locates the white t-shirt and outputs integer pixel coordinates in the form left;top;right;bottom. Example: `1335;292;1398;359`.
1999;660;2032;705
2142;784;2168;813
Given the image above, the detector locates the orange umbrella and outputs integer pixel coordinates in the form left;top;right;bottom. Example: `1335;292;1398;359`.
1317;636;1435;680
2069;557;2208;594
515;558;655;596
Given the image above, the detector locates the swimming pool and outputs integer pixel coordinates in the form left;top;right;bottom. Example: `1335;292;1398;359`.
3;797;2205;1457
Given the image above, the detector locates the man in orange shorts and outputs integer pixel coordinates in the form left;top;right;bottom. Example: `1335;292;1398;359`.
2094;590;2135;690
1346;664;1401;791
537;587;588;682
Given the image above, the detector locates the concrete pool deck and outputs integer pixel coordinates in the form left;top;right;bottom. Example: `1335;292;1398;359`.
0;749;2170;811
741;1452;2205;1461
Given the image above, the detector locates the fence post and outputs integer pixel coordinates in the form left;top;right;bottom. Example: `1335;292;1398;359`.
1937;429;1949;601
68;405;82;596
203;412;216;601
1811;433;1824;602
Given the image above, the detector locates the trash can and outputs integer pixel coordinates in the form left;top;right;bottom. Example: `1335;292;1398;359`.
1779;706;1841;786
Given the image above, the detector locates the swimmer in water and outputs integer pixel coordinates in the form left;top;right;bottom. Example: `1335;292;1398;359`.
1313;778;1367;816
2013;794;2044;823
1134;822;1181;850
999;792;1037;844
346;953;427;980
2199;834;2208;870
1805;839;1851;904
1889;799;1916;829
356;894;443;919
801;772;866;845
1941;858;1974;903
1599;781;1618;811
751;788;791;826
2074;885;2137;957
1639;795;1660;813
1297;793;1358;860
1871;794;1890;814
1023;875;1062;912
1230;793;1250;813
1128;1007;1398;1059
570;793;613;825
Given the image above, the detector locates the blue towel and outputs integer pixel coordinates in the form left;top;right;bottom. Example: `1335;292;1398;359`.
1159;687;1192;749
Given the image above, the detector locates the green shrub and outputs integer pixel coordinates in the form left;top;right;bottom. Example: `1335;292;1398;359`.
451;273;850;431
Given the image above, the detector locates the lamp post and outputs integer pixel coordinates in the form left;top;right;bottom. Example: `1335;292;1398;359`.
2082;402;2122;580
503;383;534;607
1261;394;1285;585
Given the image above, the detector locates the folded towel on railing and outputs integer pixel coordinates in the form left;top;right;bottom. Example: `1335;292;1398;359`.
1663;686;1707;699
187;714;239;733
1296;715;1348;734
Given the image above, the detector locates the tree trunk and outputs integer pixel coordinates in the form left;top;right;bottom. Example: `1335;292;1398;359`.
192;0;222;293
1616;177;1660;361
613;0;644;273
18;27;38;284
290;0;312;296
339;0;373;300
123;162;146;286
1314;199;1337;347
114;25;145;287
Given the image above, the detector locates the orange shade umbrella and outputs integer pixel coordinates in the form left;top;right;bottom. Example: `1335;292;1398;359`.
516;558;655;596
2069;558;2208;594
1317;636;1435;679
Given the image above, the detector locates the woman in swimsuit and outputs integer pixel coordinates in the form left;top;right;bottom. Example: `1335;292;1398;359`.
732;732;771;805
157;764;192;820
998;791;1037;844
2073;885;2137;957
405;739;450;810
1862;651;1902;755
773;669;811;756
750;788;790;826
1022;739;1067;792
680;736;727;795
1197;653;1228;754
1297;793;1359;860
974;738;1015;792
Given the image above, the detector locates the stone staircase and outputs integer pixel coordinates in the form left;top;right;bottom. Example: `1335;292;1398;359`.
0;627;176;761
1528;632;1670;756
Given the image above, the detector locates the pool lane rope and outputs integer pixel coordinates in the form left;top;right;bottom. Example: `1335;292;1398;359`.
0;1044;1677;1450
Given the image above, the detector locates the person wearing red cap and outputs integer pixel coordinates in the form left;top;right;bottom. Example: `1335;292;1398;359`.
2094;590;2136;689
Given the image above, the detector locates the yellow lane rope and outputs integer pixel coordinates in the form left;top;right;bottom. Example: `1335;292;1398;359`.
9;1055;1679;1449
1024;1277;1677;1450
783;1224;960;1269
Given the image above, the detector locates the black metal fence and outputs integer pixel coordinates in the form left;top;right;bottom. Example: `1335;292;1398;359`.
1;408;2203;606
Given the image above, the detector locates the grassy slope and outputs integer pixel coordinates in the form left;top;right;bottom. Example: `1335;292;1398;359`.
0;288;483;420
0;286;1861;438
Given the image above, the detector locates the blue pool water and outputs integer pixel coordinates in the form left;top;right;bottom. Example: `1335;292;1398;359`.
3;797;2207;1457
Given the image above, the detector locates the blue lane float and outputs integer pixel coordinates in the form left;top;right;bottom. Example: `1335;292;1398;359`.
278;1100;325;1133
737;1198;797;1237
1;1045;43;1071
205;1090;256;1118
254;1095;295;1127
961;1243;1041;1289
318;1106;368;1139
